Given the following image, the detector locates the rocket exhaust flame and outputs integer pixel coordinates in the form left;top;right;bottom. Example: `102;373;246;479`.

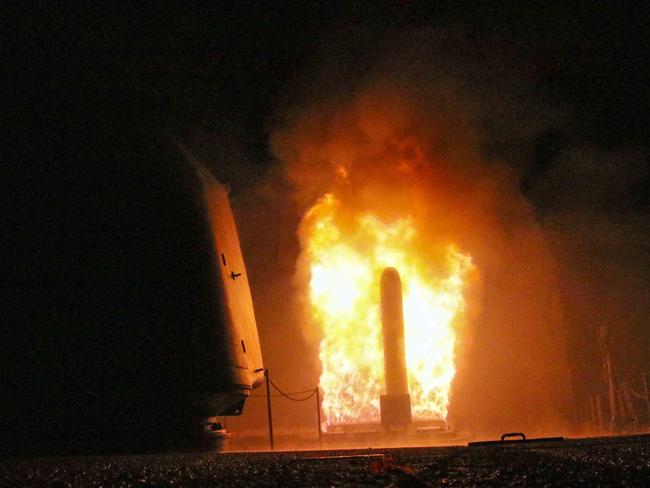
301;193;474;428
274;69;573;437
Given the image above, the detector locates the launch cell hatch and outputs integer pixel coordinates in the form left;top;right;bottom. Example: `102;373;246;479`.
468;432;565;447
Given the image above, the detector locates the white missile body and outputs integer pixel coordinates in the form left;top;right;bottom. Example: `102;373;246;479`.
379;267;412;429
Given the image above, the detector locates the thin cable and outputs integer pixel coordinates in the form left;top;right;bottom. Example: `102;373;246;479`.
248;394;312;399
275;387;318;395
269;378;318;401
630;388;648;400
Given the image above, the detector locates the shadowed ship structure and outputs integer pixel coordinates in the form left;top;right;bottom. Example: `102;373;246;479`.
2;132;264;456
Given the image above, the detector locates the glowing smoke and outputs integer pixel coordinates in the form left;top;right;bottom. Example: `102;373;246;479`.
271;32;573;436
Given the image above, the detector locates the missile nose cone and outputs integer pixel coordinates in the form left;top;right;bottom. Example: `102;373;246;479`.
380;266;401;288
380;267;404;332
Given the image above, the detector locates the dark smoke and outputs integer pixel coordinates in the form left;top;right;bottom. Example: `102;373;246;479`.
227;26;649;439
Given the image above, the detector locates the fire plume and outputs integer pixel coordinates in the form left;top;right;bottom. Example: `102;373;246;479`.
301;192;474;428
273;75;573;437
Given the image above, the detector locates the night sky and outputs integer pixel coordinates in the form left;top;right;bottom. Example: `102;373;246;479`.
4;2;650;454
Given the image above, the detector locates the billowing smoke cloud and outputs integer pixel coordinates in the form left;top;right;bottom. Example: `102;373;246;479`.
528;144;650;417
225;26;648;440
268;29;574;437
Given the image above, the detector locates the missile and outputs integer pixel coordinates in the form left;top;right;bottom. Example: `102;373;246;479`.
381;267;409;395
380;267;412;430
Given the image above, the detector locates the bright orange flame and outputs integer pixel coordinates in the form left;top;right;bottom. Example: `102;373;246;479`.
302;193;474;428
